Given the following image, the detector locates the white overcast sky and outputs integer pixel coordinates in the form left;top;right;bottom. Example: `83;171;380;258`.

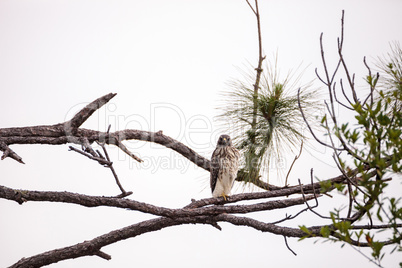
1;1;401;267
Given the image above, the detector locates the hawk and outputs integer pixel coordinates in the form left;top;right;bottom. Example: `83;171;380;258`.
210;134;240;199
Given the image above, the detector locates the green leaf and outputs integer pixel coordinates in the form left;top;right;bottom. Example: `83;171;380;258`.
334;183;346;192
371;241;384;259
321;114;327;124
350;130;359;143
320;180;333;193
299;225;312;235
376;206;383;222
320;226;331;238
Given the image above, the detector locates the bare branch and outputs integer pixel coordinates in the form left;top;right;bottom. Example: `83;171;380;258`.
245;0;257;15
94;251;111;260
283;236;297;256
99;142;129;195
298;178;332;220
0;96;208;170
339;78;356;107
298;88;342;150
63;93;117;134
69;137;131;196
362;56;379;107
113;138;143;163
0;141;24;164
337;11;358;103
68;146;110;166
315;67;328;86
0;90;382;202
235;171;283;191
285;140;303;186
216;214;320;237
247;0;266;134
10;208;399;268
333;81;354;110
0;185;317;217
8;216;189;268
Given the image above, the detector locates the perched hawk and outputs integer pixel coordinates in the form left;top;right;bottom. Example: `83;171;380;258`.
210;134;240;199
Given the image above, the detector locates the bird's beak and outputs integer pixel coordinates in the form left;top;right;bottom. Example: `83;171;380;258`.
223;138;227;142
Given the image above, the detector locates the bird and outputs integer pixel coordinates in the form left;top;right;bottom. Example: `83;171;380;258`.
210;134;240;200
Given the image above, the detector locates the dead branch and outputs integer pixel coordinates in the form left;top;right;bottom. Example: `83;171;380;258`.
247;0;266;136
0;96;208;171
0;185;317;218
68;145;110;166
0;141;24;163
7;213;309;268
0;4;400;267
64;93;117;134
0;92;373;194
284;140;303;186
9;201;399;268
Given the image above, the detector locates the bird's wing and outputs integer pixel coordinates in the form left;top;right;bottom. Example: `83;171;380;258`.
231;147;241;182
210;148;220;193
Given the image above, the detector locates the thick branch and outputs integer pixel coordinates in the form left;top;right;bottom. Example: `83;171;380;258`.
11;209;399;268
0;185;317;218
0;126;209;170
0;91;381;197
9;217;191;268
9;213;313;268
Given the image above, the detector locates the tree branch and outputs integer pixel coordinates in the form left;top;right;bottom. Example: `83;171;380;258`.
0;185;318;218
0;92;378;196
64;93;117;134
0;141;24;164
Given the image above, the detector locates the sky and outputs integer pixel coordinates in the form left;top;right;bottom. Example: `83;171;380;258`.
0;0;401;267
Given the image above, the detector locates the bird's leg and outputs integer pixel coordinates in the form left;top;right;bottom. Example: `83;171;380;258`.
221;193;228;201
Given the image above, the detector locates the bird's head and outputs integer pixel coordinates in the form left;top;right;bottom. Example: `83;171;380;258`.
217;134;232;147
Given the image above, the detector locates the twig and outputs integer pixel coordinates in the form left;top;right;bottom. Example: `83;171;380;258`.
331;153;369;198
94;250;111;260
333;81;354;110
298;178;331;220
68;146;110;166
283;236;297;256
270;208;309;224
99;142;128;195
270;170;332;224
337;11;358;104
347;244;384;268
245;0;257;15
346;179;353;219
69;129;130;196
0;141;24;164
339;79;355;106
314;67;328;85
247;0;266;135
82;137;98;157
297;88;343;150
284;140;303;186
98;125;130;195
115;138;143;163
362;56;379;107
